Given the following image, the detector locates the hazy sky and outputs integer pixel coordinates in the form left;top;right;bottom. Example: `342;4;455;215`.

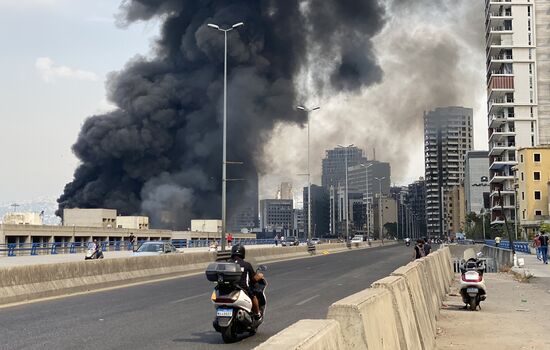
0;0;159;203
0;0;488;205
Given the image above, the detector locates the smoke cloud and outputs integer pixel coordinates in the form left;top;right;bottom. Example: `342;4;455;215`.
262;0;486;200
57;0;388;228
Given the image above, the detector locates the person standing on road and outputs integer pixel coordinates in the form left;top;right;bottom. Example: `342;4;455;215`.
533;233;542;261
539;232;549;264
274;233;280;246
227;233;233;247
413;239;425;260
129;233;135;252
495;236;501;247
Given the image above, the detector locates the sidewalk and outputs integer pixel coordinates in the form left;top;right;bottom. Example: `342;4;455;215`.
513;252;550;278
436;255;550;349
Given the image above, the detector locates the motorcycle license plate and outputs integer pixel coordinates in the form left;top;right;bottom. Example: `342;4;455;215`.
216;308;233;317
467;288;478;294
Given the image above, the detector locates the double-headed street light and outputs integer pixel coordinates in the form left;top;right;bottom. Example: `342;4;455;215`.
337;144;354;243
375;176;386;244
297;105;320;242
208;21;244;251
360;163;373;246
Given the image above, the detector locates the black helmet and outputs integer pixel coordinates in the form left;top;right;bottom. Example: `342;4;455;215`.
231;244;246;259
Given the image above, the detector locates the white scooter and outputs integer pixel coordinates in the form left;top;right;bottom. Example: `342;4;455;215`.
459;249;486;311
206;262;267;343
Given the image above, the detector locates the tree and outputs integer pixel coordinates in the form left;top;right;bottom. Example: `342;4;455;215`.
541;222;550;234
464;212;492;240
384;222;397;237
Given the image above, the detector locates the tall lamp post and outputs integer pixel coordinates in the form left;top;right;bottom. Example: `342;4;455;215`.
472;176;490;241
360;163;373;245
297;105;320;242
375;176;386;245
338;144;354;243
208;21;244;251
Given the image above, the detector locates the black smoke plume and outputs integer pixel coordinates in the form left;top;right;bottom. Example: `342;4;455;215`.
57;0;386;229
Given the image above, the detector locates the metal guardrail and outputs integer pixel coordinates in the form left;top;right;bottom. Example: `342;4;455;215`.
484;239;531;254
0;238;298;257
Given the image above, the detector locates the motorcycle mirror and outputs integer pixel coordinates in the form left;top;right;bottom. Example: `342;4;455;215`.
258;265;267;271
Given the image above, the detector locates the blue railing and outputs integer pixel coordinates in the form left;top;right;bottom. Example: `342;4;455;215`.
0;238;282;257
485;239;531;254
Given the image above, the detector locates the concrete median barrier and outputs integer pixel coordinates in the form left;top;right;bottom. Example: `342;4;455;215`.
327;287;400;350
0;240;388;306
417;256;443;313
391;263;436;349
371;275;422;350
430;251;450;294
253;319;345;350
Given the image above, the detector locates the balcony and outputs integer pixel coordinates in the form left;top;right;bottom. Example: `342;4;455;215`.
488;96;514;113
490;156;517;170
490;188;515;198
489;172;514;183
489;141;516;156
488;113;514;128
488;127;515;143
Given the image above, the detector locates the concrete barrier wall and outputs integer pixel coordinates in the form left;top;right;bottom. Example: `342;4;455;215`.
327;287;401;350
0;240;387;306
253;319;345;350
371;276;422;350
257;246;453;350
482;245;513;268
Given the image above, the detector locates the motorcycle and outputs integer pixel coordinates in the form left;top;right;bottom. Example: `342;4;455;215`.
405;238;411;247
206;262;268;343
459;249;486;311
85;243;104;260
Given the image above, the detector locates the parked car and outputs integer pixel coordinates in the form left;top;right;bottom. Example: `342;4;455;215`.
282;236;299;246
351;235;364;243
133;242;179;256
310;238;321;245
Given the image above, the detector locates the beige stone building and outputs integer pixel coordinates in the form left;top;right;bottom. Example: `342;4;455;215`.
515;146;550;237
444;184;466;235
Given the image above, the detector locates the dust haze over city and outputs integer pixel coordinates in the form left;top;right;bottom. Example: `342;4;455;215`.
1;0;487;229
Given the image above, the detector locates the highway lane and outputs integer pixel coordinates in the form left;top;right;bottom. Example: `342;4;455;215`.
0;243;414;350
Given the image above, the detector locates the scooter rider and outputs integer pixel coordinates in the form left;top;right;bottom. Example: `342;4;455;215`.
230;244;264;319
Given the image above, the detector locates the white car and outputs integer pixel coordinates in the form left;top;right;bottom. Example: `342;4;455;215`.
310;238;321;245
351;235;364;243
133;242;179;256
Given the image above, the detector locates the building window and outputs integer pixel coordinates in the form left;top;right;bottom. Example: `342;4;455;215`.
521;154;524;163
532;135;535;146
522;192;525;200
529;64;533;74
534;153;541;162
534;172;541;180
523;210;526;220
535;191;541;200
521;172;524;181
535;210;542;216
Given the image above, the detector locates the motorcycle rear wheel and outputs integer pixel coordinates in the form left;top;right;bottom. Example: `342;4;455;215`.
469;298;477;311
221;324;237;343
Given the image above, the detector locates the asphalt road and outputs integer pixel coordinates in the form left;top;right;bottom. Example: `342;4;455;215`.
0;243;413;350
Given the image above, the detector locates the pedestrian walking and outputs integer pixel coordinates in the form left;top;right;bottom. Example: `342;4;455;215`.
275;233;280;246
423;238;432;256
539;232;549;264
533;233;542;261
413;239;425;260
129;232;136;252
227;233;233;247
495;236;501;247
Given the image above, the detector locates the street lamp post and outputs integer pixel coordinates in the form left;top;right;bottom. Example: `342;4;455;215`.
338;144;354;243
297;105;320;243
375;176;386;245
360;163;373;245
208;21;244;251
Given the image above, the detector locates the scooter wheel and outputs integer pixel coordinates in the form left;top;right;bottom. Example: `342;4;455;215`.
469;298;478;311
221;325;237;343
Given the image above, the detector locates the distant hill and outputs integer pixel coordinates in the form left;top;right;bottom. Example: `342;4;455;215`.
0;198;61;225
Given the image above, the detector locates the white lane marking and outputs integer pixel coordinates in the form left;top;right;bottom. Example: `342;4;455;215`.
296;294;320;306
171;292;210;304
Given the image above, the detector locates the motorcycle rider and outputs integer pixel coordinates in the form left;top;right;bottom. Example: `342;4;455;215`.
230;244;264;319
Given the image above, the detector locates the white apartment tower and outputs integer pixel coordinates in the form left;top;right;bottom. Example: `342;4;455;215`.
424;107;473;238
485;0;550;225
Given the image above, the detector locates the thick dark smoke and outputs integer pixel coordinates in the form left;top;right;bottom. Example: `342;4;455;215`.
57;0;386;229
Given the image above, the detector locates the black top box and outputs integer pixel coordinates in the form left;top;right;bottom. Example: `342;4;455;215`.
205;262;243;283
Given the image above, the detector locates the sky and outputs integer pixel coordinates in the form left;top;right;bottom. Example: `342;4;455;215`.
0;0;488;206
